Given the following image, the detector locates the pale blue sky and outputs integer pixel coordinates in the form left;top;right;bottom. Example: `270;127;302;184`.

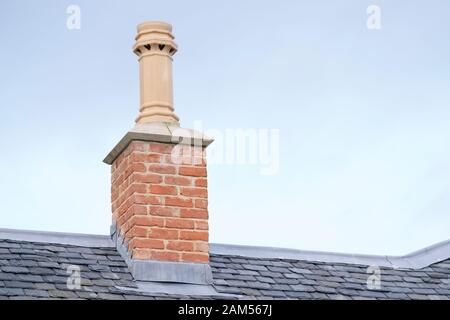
0;0;449;255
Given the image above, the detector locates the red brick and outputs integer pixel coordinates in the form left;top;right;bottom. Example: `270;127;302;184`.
164;176;193;186
180;187;207;198
148;228;179;240
194;199;208;209
129;238;165;250
123;183;147;199
132;215;164;227
129;204;148;215
180;208;208;219
165;218;194;230
129;142;148;153
147;164;176;174
166;241;194;252
125;226;148;238
135;195;162;205
130;153;162;164
180;230;208;241
179;166;207;177
149;206;179;217
194;220;208;230
181;252;209;263
124;163;146;179
149;143;174;154
151;251;180;262
165;197;193;208
149;185;178;196
132;173;163;184
194;242;209;253
195;179;208;187
168;154;205;166
132;249;152;259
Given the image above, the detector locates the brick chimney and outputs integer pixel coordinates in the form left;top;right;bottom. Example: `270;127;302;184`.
104;21;213;284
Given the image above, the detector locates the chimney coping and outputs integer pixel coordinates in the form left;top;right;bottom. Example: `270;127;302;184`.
103;123;214;165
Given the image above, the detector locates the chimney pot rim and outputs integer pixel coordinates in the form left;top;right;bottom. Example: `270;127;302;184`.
137;21;173;33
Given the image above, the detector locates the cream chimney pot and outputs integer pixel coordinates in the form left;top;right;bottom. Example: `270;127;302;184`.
133;21;179;124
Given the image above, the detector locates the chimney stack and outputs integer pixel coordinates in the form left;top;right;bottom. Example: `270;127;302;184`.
104;21;213;284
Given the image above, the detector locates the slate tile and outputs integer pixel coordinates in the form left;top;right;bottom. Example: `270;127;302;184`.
242;264;268;272
233;275;256;281
407;294;429;300
24;289;50;298
0;288;25;296
98;293;125;300
106;255;125;261
92;279;116;287
34;283;57;290
256;277;276;284
315;286;337;294
245;282;272;290
269;261;292;267
76;291;98;299
3;281;35;289
0;273;16;281
386;292;409;299
43;246;67;253
274;278;300;285
0;241;21;248
240;288;262;296
98;260;127;267
1;266;29;274
290;284;315;292
260;271;283;278
358;290;387;299
402;276;423;283
237;269;259;276
17;274;44;282
413;288;437;295
260;290;286;297
285;291;312;299
271;284;291;291
37;261;60;268
290;267;313;274
214;285;243;294
29;267;56;275
48;290;78;299
10;260;39;267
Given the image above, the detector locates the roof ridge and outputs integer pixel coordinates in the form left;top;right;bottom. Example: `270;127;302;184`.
210;239;450;269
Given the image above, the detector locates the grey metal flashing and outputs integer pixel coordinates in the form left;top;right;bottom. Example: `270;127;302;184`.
210;239;450;270
103;122;214;165
0;227;114;248
111;224;213;285
130;260;213;284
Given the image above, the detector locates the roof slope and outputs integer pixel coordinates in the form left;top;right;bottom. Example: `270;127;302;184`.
0;237;449;300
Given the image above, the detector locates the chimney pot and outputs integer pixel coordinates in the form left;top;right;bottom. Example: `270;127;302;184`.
133;21;179;124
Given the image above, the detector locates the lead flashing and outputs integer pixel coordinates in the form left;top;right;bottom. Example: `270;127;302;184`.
210;239;450;269
111;224;213;285
103;123;214;165
0;228;114;248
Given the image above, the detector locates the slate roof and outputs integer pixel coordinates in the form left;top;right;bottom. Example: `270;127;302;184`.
0;235;449;300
